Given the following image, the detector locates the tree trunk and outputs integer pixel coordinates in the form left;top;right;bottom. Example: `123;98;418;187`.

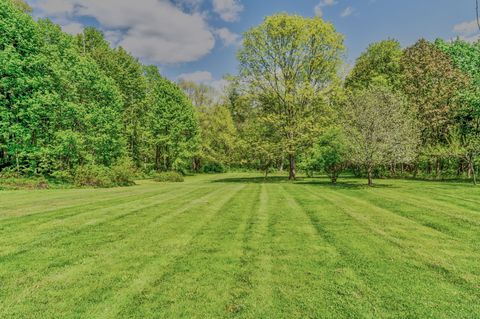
367;166;373;187
471;160;477;185
288;154;296;180
155;145;161;171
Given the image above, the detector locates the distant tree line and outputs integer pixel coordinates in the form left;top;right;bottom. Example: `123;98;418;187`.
1;2;479;186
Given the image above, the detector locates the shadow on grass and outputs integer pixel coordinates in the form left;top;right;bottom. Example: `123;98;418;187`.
211;176;396;189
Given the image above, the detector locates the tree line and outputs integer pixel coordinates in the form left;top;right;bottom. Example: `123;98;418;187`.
192;14;480;185
1;2;479;186
1;0;199;184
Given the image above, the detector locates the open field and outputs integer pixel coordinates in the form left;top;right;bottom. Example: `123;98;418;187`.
0;174;479;318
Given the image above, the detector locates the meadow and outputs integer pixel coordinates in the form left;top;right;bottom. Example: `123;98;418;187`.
0;174;479;318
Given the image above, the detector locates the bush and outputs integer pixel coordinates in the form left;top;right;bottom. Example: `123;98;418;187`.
50;170;73;183
74;165;114;188
110;158;136;186
153;171;184;183
201;162;226;173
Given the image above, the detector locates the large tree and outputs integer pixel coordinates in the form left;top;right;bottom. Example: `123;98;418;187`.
436;39;480;183
77;28;147;167
238;13;344;180
144;66;200;172
342;87;419;186
401;39;469;147
345;39;403;90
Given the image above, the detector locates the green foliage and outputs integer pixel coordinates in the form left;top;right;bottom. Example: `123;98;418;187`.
435;39;480;184
153;171;185;183
145;66;200;173
345;39;403;90
301;127;348;183
110;158;137;186
342;86;420;185
197;104;238;171
74;165;114;188
78;28;148;166
238;13;344;180
401;39;469;146
0;6;200;184
9;0;32;12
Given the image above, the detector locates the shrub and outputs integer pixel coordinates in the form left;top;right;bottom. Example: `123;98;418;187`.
153;171;184;183
74;165;114;188
110;158;136;186
201;162;226;173
50;170;73;183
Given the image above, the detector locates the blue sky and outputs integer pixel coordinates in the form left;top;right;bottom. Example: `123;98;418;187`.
29;0;477;86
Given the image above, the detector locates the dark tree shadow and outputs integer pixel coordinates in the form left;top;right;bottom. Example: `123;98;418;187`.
210;176;396;189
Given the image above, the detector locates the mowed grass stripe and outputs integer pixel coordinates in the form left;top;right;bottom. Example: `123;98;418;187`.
296;185;480;318
278;184;382;319
0;183;241;318
96;183;251;319
0;184;174;217
348;186;480;245
114;185;258;318
227;183;275;319
0;183;211;260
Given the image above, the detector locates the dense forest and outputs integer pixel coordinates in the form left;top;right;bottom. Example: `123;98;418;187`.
1;0;480;186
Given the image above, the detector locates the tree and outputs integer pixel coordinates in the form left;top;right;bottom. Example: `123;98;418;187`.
77;28;147;167
10;0;31;12
238;13;344;180
0;0;48;173
196;104;238;172
242;115;283;178
435;39;480;183
144;66;200;172
342;87;419;186
37;19;125;170
301;127;348;183
178;80;213;109
345;39;403;90
401;39;469;147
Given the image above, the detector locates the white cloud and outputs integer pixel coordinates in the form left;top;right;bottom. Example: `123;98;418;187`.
61;22;84;35
453;20;480;42
454;20;478;35
178;71;214;83
314;0;338;17
341;6;354;18
212;0;244;22
33;0;216;64
214;28;241;47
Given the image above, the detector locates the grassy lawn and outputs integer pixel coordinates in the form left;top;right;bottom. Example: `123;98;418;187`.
0;173;479;318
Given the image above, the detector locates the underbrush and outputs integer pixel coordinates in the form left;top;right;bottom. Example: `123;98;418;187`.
153;171;184;183
74;160;136;188
0;159;137;190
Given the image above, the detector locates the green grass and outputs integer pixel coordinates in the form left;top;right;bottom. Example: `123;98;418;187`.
0;173;479;318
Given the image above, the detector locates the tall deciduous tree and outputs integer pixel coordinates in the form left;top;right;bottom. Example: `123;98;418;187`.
10;0;31;12
144;66;200;172
238;13;344;180
436;39;480;183
343;87;419;186
345;39;403;90
401;39;469;147
77;28;147;167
